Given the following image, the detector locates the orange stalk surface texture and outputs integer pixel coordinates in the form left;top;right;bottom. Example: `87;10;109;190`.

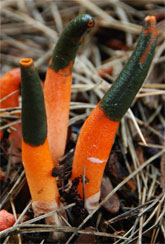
140;16;158;64
71;105;119;199
0;68;21;109
0;68;22;163
0;210;15;231
0;68;21;140
20;58;66;240
20;58;59;203
44;61;73;165
22;138;59;203
71;16;157;204
44;14;95;165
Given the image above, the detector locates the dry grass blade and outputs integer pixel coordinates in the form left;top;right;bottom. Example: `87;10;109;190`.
73;0;141;33
139;143;165;149
3;225;129;240
0;203;75;239
0;119;21;130
105;198;159;225
128;108;147;145
160;153;165;192
0;90;19;103
0;170;25;209
1;8;58;41
127;195;165;243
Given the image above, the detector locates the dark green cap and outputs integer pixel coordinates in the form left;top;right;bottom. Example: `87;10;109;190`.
100;17;157;121
50;14;95;72
20;58;47;146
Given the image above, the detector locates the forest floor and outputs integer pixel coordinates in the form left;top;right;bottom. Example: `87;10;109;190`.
0;0;165;243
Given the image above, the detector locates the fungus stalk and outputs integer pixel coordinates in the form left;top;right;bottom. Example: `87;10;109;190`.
70;16;157;213
20;58;66;240
44;14;95;165
0;68;22;163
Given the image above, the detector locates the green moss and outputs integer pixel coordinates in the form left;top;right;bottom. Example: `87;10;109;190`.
50;14;95;72
100;20;157;121
21;62;47;146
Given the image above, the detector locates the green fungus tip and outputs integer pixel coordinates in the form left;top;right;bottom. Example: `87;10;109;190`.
100;16;157;121
50;14;95;72
20;58;47;146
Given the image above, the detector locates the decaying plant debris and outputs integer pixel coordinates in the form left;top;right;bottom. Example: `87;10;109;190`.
0;0;165;243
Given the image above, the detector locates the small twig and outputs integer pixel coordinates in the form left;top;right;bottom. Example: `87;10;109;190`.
2;8;58;41
0;90;19;103
69;112;90;126
82;166;86;208
0;119;21;130
15;201;32;225
4;139;14;184
138;184;147;243
128;108;147;145
105;199;155;225
73;0;141;34
0;170;25;209
139;143;165;149
0;203;76;238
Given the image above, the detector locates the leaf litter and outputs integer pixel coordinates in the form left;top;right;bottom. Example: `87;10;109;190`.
0;0;164;243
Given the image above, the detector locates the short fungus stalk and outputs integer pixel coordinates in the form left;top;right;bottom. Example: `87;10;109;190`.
70;16;157;213
0;210;15;231
0;68;22;162
44;14;95;165
20;58;66;240
0;68;21;111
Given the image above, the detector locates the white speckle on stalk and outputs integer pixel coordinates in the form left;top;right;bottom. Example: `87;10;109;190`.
88;157;106;164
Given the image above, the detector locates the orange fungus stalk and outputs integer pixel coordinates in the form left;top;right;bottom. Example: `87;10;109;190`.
0;68;22;162
0;210;15;231
20;58;66;240
71;16;157;213
44;14;95;165
0;68;21;110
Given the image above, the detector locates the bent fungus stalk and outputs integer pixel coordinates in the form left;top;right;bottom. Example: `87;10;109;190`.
44;14;95;165
0;68;21;138
0;68;22;162
0;68;21;110
20;58;66;240
71;16;157;213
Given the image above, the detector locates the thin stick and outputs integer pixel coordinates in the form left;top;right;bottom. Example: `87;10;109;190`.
0;170;25;209
15;201;32;225
138;184;147;243
9;226;129;240
128;109;147;145
2;8;58;41
0;90;19;103
105;199;155;225
139;143;165;149
0;119;21;130
0;203;76;238
10;199;22;244
82;166;86;208
73;0;141;34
